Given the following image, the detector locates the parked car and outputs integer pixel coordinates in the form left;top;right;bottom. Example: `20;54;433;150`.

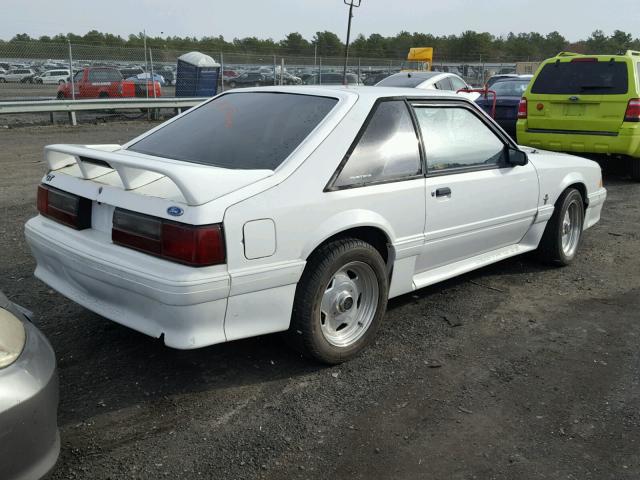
223;69;239;79
476;77;531;138
35;69;71;85
304;73;360;85
118;67;145;79
485;74;528;89
0;290;59;479
228;72;268;88
57;67;161;99
363;72;392;86
376;71;480;100
517;50;640;180
25;86;606;364
159;69;175;86
0;68;37;83
127;72;166;87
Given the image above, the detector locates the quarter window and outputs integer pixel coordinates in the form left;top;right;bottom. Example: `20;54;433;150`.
333;101;422;188
435;78;453;90
413;106;506;172
449;76;467;92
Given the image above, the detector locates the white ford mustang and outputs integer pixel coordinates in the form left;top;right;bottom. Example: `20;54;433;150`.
25;86;607;364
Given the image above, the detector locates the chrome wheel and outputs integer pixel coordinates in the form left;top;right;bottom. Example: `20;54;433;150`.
319;261;379;348
561;200;582;257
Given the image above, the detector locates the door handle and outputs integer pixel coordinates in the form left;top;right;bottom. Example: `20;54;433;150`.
434;187;452;197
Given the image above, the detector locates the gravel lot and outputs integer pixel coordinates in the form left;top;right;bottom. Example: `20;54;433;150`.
1;122;639;480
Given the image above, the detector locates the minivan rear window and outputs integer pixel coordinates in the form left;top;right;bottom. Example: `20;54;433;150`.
531;60;628;95
128;92;338;170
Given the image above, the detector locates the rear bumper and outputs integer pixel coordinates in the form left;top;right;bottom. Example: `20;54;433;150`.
517;122;640;157
0;320;59;480
25;215;230;349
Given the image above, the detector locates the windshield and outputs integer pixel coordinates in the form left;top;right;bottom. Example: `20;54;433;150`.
376;72;439;87
491;80;530;96
128;92;338;170
531;60;628;95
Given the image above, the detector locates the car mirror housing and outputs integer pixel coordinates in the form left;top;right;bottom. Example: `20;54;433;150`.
507;147;528;166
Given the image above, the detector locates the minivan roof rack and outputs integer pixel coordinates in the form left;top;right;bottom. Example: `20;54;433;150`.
625;50;640;57
557;52;579;57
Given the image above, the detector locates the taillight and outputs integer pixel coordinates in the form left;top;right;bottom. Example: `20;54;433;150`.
624;99;640;122
517;97;528;119
112;208;225;267
571;57;598;63
37;184;91;229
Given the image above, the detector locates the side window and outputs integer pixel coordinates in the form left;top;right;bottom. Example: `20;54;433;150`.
333;101;422;188
413;106;506;172
450;76;467;91
435;78;453;90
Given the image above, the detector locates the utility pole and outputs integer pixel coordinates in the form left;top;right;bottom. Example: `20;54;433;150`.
143;30;149;99
342;0;362;86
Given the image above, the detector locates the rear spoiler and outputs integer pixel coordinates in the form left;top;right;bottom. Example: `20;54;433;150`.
44;144;273;206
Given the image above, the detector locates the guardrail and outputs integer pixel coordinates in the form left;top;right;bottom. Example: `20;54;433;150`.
0;97;210;125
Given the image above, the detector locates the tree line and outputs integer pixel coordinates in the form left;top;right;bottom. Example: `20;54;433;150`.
4;29;640;61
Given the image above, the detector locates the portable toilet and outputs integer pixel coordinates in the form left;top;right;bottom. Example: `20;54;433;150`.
175;51;220;97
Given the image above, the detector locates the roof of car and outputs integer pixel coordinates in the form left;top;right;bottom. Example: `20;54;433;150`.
224;85;465;101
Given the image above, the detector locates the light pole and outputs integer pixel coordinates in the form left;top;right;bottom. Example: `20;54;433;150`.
342;0;361;85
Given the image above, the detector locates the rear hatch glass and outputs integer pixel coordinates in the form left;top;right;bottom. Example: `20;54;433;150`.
531;61;628;95
128;92;337;170
527;60;630;133
377;72;439;88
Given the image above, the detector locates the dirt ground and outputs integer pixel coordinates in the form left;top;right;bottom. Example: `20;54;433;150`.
1;122;639;480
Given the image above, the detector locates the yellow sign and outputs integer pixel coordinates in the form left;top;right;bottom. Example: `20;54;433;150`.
407;47;433;63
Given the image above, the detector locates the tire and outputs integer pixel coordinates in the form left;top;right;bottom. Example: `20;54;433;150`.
630;157;640;182
286;238;389;364
98;92;109;99
229;82;236;89
537;188;585;266
0;78;6;83
58;79;65;85
56;92;65;99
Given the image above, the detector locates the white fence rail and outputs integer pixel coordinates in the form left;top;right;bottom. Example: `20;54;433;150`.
0;97;209;125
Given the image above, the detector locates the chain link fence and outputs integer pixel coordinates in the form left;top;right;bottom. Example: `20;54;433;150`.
0;41;534;101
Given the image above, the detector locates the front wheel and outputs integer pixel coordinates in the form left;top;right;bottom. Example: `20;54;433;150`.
537;188;584;266
287;238;389;364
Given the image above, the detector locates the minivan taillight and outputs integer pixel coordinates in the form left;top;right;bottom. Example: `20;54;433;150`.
517;97;528;119
112;208;225;267
624;99;640;122
37;184;92;229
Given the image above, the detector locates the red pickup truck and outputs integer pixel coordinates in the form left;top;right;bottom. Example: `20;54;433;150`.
57;67;161;99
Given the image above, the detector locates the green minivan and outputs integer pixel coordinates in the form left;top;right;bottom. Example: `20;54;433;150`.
516;50;640;180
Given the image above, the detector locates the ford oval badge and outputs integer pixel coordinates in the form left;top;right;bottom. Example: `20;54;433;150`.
167;206;184;217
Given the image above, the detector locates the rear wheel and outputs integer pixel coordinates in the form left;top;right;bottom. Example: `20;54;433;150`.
287;238;389;364
229;82;237;89
58;79;65;85
537;188;584;266
630;157;640;181
56;91;65;99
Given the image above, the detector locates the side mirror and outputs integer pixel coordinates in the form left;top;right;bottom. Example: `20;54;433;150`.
507;147;528;166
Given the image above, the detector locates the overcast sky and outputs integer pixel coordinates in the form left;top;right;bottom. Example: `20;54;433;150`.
3;0;639;41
